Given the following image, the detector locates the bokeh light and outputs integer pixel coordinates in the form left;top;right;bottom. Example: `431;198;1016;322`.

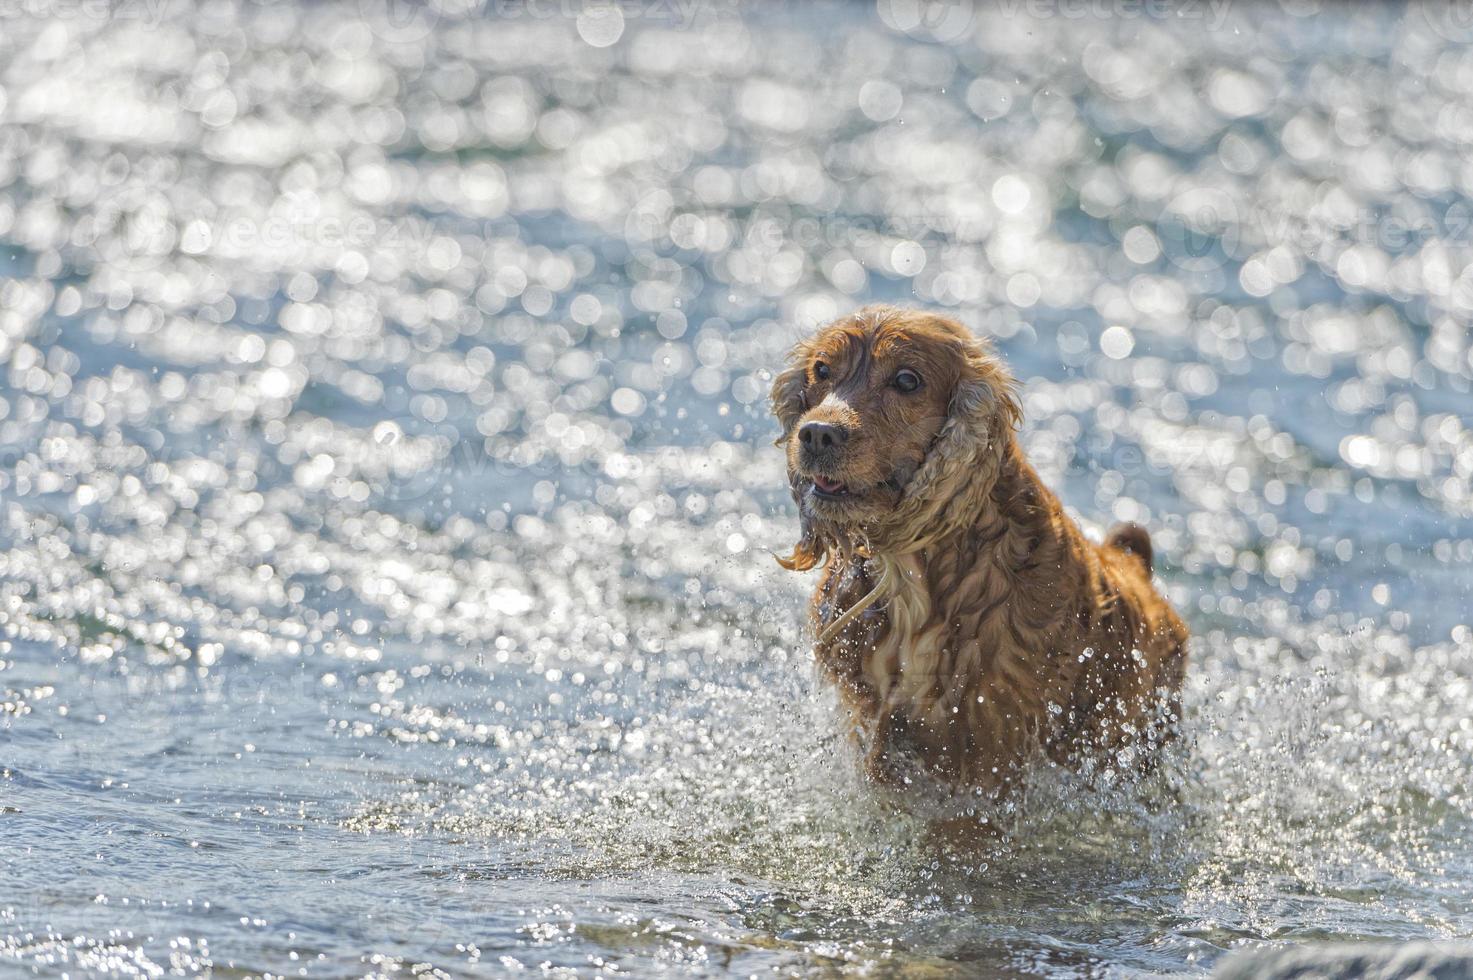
1;1;1471;976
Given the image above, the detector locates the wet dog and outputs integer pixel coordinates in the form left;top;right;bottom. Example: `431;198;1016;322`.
771;306;1188;797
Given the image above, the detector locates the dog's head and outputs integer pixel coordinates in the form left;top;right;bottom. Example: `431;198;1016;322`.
770;306;1020;570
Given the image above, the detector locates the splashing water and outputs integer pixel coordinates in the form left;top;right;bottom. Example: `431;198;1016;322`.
1;1;1472;976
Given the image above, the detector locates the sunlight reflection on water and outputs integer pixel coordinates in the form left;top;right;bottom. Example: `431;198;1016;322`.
1;0;1472;975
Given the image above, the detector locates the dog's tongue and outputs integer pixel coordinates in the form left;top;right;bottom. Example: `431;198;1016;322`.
813;475;846;493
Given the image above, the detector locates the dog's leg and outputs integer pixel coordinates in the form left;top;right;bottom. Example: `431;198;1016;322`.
861;710;907;785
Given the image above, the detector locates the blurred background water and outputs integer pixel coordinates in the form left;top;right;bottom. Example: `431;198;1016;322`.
1;0;1472;975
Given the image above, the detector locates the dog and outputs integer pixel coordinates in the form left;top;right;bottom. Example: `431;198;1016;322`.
771;306;1189;797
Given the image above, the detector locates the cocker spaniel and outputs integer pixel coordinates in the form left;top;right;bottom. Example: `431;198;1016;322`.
771;305;1189;796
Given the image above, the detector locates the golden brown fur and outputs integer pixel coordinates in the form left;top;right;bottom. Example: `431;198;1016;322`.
771;306;1188;795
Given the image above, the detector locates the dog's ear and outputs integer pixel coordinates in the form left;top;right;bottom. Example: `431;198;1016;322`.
771;336;827;571
876;326;1022;553
769;338;813;445
949;336;1021;438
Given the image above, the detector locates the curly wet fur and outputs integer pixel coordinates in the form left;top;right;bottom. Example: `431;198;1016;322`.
772;306;1189;795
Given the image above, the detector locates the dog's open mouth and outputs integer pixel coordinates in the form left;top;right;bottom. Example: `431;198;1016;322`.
802;468;912;509
813;474;866;504
810;475;851;498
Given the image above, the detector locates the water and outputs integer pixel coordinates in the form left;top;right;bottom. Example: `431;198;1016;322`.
2;1;1472;975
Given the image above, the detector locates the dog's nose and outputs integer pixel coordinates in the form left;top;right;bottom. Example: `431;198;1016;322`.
799;421;849;453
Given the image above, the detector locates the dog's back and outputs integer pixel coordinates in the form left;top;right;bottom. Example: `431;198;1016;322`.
1060;521;1189;766
811;449;1188;792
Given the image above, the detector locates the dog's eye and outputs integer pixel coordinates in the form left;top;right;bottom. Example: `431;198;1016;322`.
894;369;922;393
813;361;830;381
